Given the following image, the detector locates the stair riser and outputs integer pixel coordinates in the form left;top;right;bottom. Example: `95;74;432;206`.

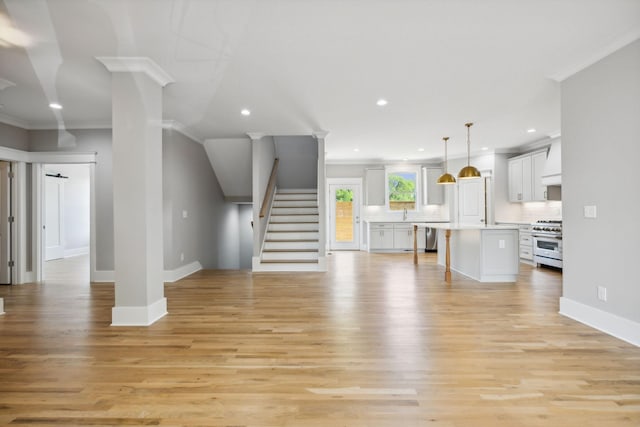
270;215;319;223
269;223;318;231
264;241;319;250
273;201;317;208
275;194;317;201
266;231;319;240
272;207;318;215
277;189;318;194
262;252;319;261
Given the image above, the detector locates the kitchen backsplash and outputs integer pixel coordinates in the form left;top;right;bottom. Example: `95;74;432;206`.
497;201;563;223
362;204;447;221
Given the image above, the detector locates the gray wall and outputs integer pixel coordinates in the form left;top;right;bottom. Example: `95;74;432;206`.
29;128;114;270
163;128;240;270
238;204;253;269
275;136;317;189
0;122;29;151
561;39;640;324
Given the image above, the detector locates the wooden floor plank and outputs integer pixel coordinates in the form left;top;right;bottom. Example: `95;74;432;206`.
0;252;639;426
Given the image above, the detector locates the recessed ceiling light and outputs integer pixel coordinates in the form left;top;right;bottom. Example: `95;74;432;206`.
418;148;425;152
481;147;489;151
376;99;388;107
241;109;251;116
527;128;536;133
49;102;63;110
353;148;360;152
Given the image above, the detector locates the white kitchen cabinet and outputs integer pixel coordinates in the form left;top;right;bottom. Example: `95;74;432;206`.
365;169;385;206
369;223;394;249
519;225;534;264
422;167;444;205
368;222;426;251
509;150;547;202
532;151;547;201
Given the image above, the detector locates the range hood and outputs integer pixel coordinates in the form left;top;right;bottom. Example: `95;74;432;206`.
541;140;561;186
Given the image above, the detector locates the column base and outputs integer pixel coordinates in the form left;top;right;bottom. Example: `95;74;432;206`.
111;297;167;326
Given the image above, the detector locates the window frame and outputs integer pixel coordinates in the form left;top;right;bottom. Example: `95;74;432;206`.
384;165;421;213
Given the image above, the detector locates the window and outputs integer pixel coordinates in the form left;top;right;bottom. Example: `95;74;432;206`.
386;167;419;211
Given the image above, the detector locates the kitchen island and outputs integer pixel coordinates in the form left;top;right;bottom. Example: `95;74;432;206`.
413;223;520;283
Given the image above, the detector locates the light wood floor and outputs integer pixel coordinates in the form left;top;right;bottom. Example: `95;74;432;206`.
1;252;639;426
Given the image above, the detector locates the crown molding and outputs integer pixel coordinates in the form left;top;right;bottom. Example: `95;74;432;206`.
547;26;640;82
96;56;175;87
246;132;265;141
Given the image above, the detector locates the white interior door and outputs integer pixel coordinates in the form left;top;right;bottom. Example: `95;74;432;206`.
458;177;485;224
329;183;361;250
45;175;65;261
0;161;11;284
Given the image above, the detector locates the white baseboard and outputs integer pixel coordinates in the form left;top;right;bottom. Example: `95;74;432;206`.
92;261;203;284
0;297;4;314
92;270;115;283
111;297;167;326
559;297;640;347
164;261;202;283
64;246;90;258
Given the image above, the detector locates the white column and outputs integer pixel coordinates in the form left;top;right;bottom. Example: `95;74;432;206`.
313;131;328;271
97;57;174;326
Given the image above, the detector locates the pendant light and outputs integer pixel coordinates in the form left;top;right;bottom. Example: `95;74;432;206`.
458;122;481;179
437;137;456;185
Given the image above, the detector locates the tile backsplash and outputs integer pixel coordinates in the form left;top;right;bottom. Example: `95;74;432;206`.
496;201;562;222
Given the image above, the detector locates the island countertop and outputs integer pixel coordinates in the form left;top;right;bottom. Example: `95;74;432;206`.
412;222;520;231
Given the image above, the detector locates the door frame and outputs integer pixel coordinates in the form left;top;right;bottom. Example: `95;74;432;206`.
326;177;362;251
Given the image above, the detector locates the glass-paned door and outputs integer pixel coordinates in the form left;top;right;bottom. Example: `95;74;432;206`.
329;183;360;250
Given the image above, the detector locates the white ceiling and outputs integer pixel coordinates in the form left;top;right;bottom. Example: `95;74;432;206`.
1;0;639;162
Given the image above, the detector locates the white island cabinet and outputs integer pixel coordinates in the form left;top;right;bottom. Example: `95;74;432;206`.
413;223;520;283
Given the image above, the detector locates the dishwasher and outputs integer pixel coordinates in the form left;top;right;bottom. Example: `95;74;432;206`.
425;227;437;252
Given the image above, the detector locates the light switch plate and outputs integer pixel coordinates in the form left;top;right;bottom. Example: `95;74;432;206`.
182;210;188;219
584;205;597;219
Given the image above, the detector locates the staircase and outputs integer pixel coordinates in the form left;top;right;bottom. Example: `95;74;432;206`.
258;189;322;271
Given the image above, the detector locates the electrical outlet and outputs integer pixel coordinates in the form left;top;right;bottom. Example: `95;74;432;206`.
584;205;597;219
182;210;188;219
597;286;607;301
498;239;505;249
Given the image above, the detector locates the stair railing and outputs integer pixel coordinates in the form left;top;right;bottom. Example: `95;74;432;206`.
260;158;279;218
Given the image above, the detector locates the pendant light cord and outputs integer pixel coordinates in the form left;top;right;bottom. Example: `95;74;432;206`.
465;122;473;166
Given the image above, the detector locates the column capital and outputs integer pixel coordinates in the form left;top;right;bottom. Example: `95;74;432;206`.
96;56;175;87
312;130;329;140
246;132;265;141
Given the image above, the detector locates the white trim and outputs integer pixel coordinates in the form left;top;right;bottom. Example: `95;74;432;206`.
92;270;114;283
559;297;640;347
164;261;202;283
0;146;29;162
30;152;97;164
111;297;167;326
0;297;4;314
23;271;34;284
547;26;640;82
32;164;43;283
64;246;89;258
96;57;175;87
13;162;28;284
89;163;97;283
26;122;112;130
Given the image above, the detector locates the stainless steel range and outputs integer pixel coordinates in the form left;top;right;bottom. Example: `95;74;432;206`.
531;220;562;268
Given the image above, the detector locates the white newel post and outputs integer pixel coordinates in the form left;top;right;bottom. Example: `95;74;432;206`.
313;131;328;271
97;57;174;326
248;132;265;270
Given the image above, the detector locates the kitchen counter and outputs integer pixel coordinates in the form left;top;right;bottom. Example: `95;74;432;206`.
412;223;519;283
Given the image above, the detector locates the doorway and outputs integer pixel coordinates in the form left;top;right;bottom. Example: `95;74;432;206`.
0;161;12;285
43;164;90;283
328;180;361;250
